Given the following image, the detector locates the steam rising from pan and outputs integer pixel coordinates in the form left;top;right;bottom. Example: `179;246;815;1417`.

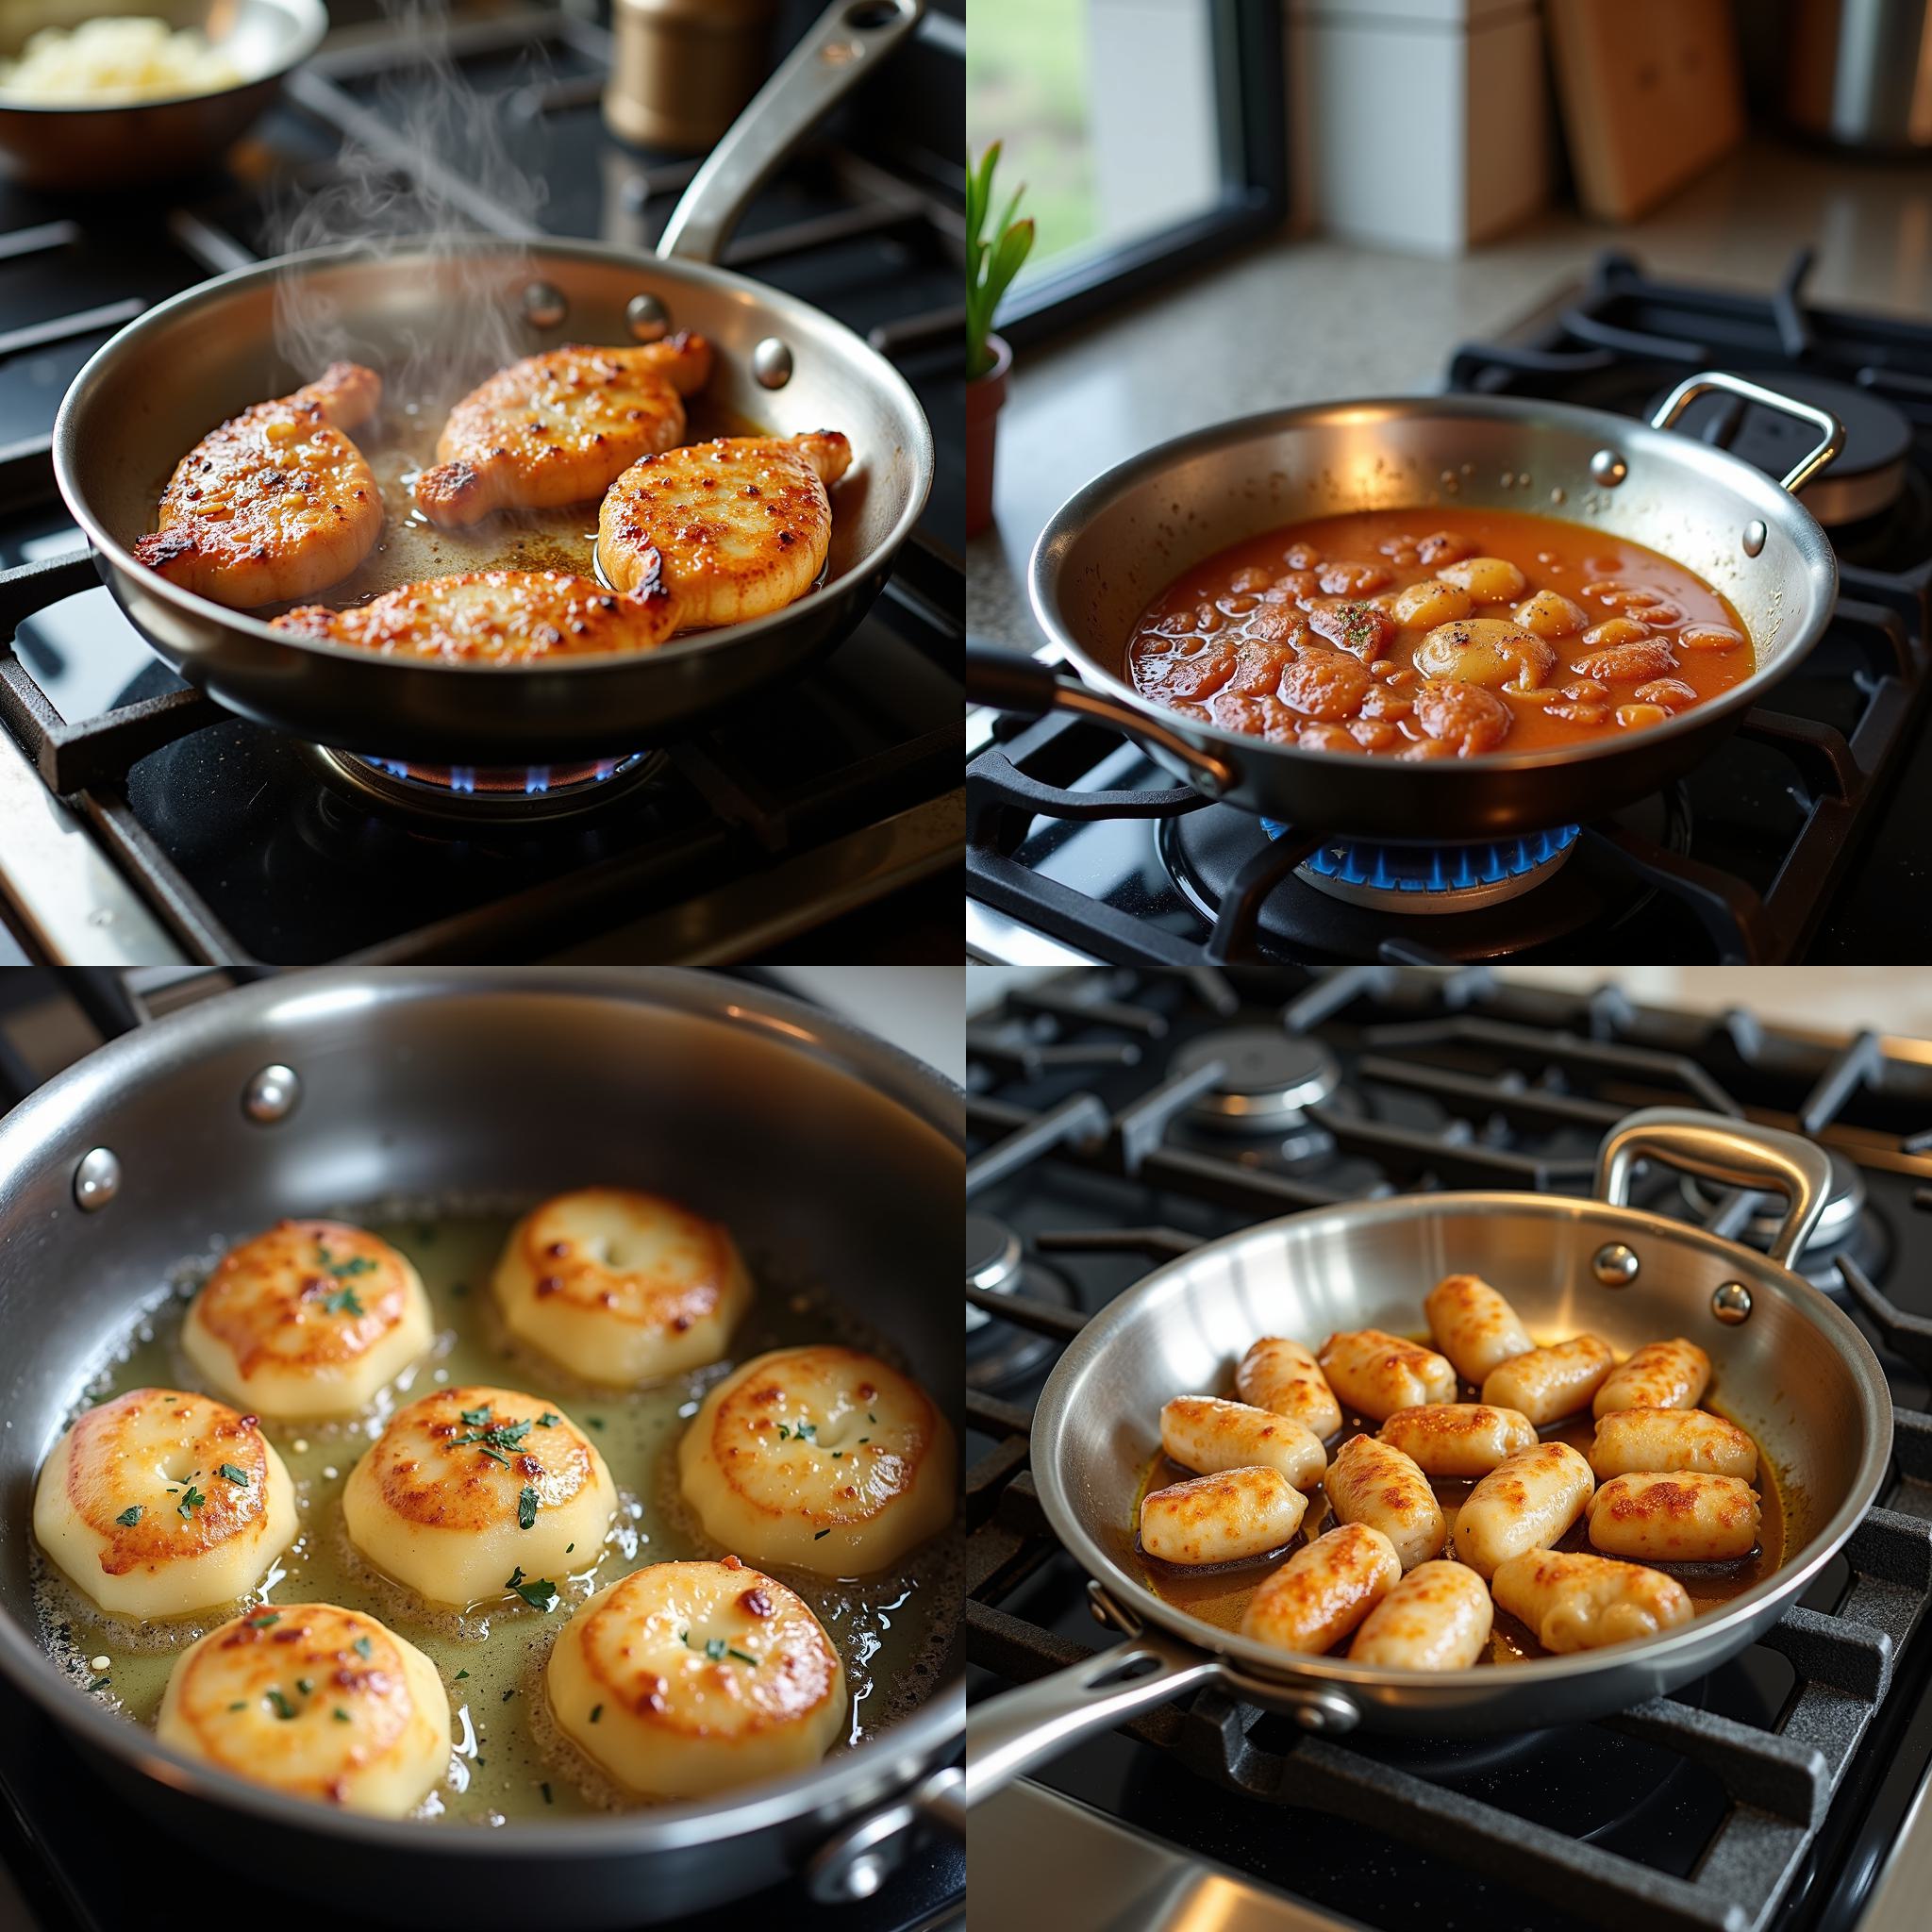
268;0;550;408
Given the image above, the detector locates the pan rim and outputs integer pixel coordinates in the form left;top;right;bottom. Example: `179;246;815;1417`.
1029;1187;1893;1693
1024;389;1839;778
51;234;936;680
0;966;964;1855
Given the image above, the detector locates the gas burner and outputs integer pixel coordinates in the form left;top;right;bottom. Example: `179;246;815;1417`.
1265;820;1582;916
1682;1148;1869;1254
966;1211;1073;1391
1169;1027;1341;1133
1644;370;1910;526
308;747;668;823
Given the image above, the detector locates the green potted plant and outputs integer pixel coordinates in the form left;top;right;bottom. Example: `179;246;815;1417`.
967;142;1033;539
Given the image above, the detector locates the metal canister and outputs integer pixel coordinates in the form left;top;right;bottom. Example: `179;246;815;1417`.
1787;0;1932;153
606;0;782;152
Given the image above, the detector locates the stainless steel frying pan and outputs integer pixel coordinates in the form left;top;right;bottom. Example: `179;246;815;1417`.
51;0;935;762
0;969;963;1925
969;372;1842;841
967;1108;1891;1803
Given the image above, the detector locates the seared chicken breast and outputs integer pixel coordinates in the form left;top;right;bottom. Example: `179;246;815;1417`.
272;568;678;663
134;362;382;608
597;430;851;630
413;335;713;526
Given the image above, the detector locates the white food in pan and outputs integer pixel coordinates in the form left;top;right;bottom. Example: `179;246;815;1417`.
1348;1559;1493;1670
1481;1334;1615;1425
1234;1336;1343;1439
34;1388;296;1618
1240;1524;1400;1656
1423;1274;1533;1385
1378;1402;1537;1478
1316;1328;1456;1423
1591;1338;1711;1418
1140;1466;1307;1567
1453;1441;1595;1581
1588;1472;1760;1563
1589;1407;1758;1482
157;1603;448;1816
1490;1549;1694;1654
1324;1435;1444;1571
1159;1395;1326;1491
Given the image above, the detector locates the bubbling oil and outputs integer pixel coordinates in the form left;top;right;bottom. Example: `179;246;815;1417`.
30;1205;958;1824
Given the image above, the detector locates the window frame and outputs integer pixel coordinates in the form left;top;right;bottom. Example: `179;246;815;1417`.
989;0;1287;348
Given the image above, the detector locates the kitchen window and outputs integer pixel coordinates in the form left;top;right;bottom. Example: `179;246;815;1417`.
966;0;1286;342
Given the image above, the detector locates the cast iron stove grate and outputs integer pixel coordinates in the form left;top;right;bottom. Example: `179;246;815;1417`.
0;5;964;965
967;247;1932;967
964;966;1932;1932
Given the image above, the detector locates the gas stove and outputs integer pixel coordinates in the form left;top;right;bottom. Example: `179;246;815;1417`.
964;966;1932;1932
966;250;1932;967
0;3;965;965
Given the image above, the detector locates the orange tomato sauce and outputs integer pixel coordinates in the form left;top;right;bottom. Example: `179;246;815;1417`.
1126;508;1754;759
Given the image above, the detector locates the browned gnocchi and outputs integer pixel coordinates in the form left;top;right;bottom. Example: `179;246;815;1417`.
1236;1336;1343;1440
1324;1434;1445;1571
1159;1395;1328;1491
1378;1402;1537;1478
1453;1441;1595;1581
1588;1407;1758;1482
1348;1558;1493;1670
1490;1549;1694;1653
1423;1274;1532;1384
1482;1334;1615;1425
1317;1328;1457;1422
1591;1338;1711;1417
1139;1466;1307;1567
1239;1523;1400;1656
1587;1473;1759;1564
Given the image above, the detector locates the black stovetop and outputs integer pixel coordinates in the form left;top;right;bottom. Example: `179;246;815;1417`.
967;251;1932;966
964;967;1932;1932
0;2;964;965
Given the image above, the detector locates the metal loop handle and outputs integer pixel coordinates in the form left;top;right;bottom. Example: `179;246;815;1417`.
658;0;925;263
1650;370;1846;496
1594;1107;1835;1270
805;1762;964;1903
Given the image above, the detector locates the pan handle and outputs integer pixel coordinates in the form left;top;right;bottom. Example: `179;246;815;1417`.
1649;371;1845;496
968;642;1239;798
965;1625;1222;1805
656;0;926;264
1595;1107;1835;1271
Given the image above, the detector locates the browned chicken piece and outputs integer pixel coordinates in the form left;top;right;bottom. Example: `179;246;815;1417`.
596;430;851;631
412;335;713;527
271;569;678;664
134;362;382;608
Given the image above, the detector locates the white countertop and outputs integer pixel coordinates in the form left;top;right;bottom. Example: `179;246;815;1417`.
969;138;1932;651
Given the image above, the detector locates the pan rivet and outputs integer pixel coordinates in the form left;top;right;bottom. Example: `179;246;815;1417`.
1589;449;1628;487
753;337;794;390
1742;520;1767;558
73;1147;120;1212
1592;1241;1640;1286
243;1064;301;1124
625;293;669;342
521;281;567;329
1712;1281;1754;1324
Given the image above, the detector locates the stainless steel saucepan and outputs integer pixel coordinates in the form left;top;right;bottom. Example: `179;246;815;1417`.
969;372;1843;841
51;0;934;761
0;969;962;1926
967;1108;1890;1802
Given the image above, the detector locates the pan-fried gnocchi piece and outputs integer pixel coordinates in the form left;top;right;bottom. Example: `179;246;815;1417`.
1159;1396;1326;1491
1423;1274;1533;1384
492;1188;753;1387
1591;1338;1712;1418
546;1559;846;1798
678;1346;956;1576
182;1219;435;1421
1437;556;1528;603
1481;1334;1615;1425
1139;1467;1307;1566
1240;1524;1400;1656
1316;1329;1456;1423
1348;1559;1493;1670
156;1604;449;1817
1323;1435;1444;1571
1235;1337;1343;1440
342;1386;617;1608
1491;1549;1694;1654
1378;1403;1537;1478
1589;1407;1758;1482
33;1389;297;1618
1453;1441;1594;1581
1588;1473;1760;1563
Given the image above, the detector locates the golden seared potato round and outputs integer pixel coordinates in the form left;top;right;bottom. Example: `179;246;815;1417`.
33;1389;296;1619
1415;618;1555;691
183;1219;434;1421
547;1558;845;1799
342;1386;616;1608
492;1188;753;1387
157;1603;449;1816
679;1346;956;1576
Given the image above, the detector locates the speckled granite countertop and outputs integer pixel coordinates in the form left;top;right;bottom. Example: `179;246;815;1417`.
968;140;1932;652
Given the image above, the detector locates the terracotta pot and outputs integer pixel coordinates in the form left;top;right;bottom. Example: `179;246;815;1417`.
966;331;1012;539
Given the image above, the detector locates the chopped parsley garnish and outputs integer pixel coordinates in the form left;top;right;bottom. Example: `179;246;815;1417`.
704;1638;726;1661
537;1411;559;1428
452;1415;536;1463
315;1242;376;1280
217;1463;249;1487
501;1689;516;1704
775;1421;818;1442
353;1635;373;1659
266;1689;296;1721
588;1417;605;1430
506;1566;558;1610
858;1437;870;1445
868;1413;876;1424
455;1669;469;1681
518;1486;539;1530
295;1678;313;1695
320;1285;364;1316
176;1484;207;1518
589;1704;603;1724
814;1528;830;1540
541;1782;553;1805
565;1542;575;1555
458;1405;493;1426
87;1675;110;1692
228;1701;245;1712
334;1707;351;1723
246;1609;280;1629
727;1647;758;1666
114;1506;142;1526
